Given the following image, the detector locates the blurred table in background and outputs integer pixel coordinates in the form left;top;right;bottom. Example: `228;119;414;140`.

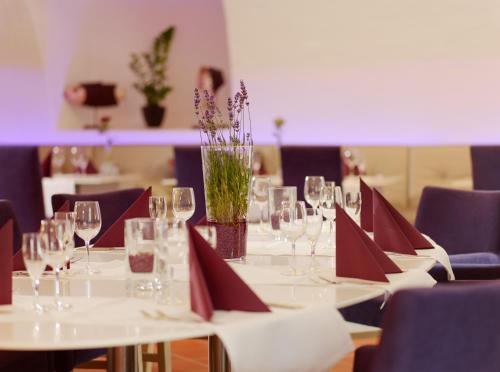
42;174;141;216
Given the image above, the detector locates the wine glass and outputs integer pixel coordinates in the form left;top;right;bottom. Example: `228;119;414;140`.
268;186;297;241
345;191;362;225
40;219;70;310
149;196;168;219
70;146;89;174
74;201;102;274
172;187;195;224
51;146;66;175
53;211;76;275
280;201;307;276
304;176;325;209
305;207;323;272
22;233;47;313
320;182;336;245
334;186;345;208
251;176;271;229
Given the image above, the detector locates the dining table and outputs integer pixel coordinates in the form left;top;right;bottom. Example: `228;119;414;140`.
2;224;452;372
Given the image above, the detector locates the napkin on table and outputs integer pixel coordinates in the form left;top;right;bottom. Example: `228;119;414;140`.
373;189;433;255
93;187;152;248
0;220;13;304
336;204;402;282
188;224;270;321
360;178;374;232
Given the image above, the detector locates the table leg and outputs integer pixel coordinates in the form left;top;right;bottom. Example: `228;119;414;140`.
208;335;231;372
112;345;143;372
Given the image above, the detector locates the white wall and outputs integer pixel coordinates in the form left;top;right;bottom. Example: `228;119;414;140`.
0;0;230;139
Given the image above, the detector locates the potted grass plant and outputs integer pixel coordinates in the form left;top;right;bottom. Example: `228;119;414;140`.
195;81;253;260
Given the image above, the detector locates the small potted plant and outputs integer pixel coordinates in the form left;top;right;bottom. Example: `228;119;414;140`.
130;26;175;127
195;81;253;260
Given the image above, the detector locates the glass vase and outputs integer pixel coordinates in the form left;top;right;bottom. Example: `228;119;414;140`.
201;145;253;260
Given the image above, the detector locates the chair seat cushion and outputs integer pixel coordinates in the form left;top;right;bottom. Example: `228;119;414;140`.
449;252;500;265
353;345;378;372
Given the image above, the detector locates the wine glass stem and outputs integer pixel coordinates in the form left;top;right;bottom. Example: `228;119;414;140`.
33;279;40;311
291;241;296;274
55;268;61;308
85;240;91;273
329;220;334;243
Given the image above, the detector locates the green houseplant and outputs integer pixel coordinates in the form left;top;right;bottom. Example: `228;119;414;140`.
130;26;175;127
195;81;253;260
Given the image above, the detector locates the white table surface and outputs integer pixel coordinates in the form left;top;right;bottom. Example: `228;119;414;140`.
0;223;444;352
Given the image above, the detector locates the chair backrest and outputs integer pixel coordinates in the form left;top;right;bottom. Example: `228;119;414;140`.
372;283;500;372
0;146;45;232
52;188;144;245
415;186;500;255
0;200;23;255
280;146;342;201
471;146;500;190
174;146;205;223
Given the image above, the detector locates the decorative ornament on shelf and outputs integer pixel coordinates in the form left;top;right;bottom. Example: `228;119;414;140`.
195;80;253;260
273;117;285;146
130;26;175;128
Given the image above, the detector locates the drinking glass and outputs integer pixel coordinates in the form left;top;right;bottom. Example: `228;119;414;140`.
268;186;297;240
320;182;336;245
304;176;325;209
334;186;345;208
74;201;102;274
345;191;362;225
305;207;323;271
125;218;158;296
172;187;195;224
51;146;66;175
70;146;89;174
251;176;271;228
54;211;76;275
280;201;307;276
40;219;70;310
149;196;168;219
22;233;47;313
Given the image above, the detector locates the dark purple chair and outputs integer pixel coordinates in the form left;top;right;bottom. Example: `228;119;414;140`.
471;146;500;190
280;146;342;201
52;188;144;247
415;186;500;280
353;283;500;372
174;147;205;223
0;146;45;233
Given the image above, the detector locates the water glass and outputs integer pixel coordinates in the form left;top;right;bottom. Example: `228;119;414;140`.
172;187;195;223
40;219;70;310
268;186;297;240
304;176;325;209
280;201;307;276
345;191;362;225
305;207;323;271
22;233;47;313
251;176;271;228
320;181;336;244
74;201;102;274
54;211;76;275
149;196;168;219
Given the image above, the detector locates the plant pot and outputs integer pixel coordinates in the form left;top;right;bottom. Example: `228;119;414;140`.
201;145;253;260
142;104;165;127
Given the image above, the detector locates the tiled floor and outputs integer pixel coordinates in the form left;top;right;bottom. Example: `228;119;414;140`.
74;337;378;372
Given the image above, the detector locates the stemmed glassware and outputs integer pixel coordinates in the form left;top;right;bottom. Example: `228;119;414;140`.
22;233;47;313
334;186;344;208
305;207;323;271
70;146;89;174
51;146;66;175
149;196;168;219
53;211;76;275
251;176;271;229
40;219;70;310
172;187;195;225
280;201;307;276
345;191;362;225
268;186;297;241
320;182;336;245
304;176;325;209
74;201;102;274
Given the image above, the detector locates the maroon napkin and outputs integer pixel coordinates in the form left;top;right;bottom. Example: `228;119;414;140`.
196;216;208;226
57;200;70;213
93;187;152;248
360;178;373;232
0;220;13;304
336;205;401;282
41;152;52;177
188;224;270;321
373;189;433;256
86;161;98;174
